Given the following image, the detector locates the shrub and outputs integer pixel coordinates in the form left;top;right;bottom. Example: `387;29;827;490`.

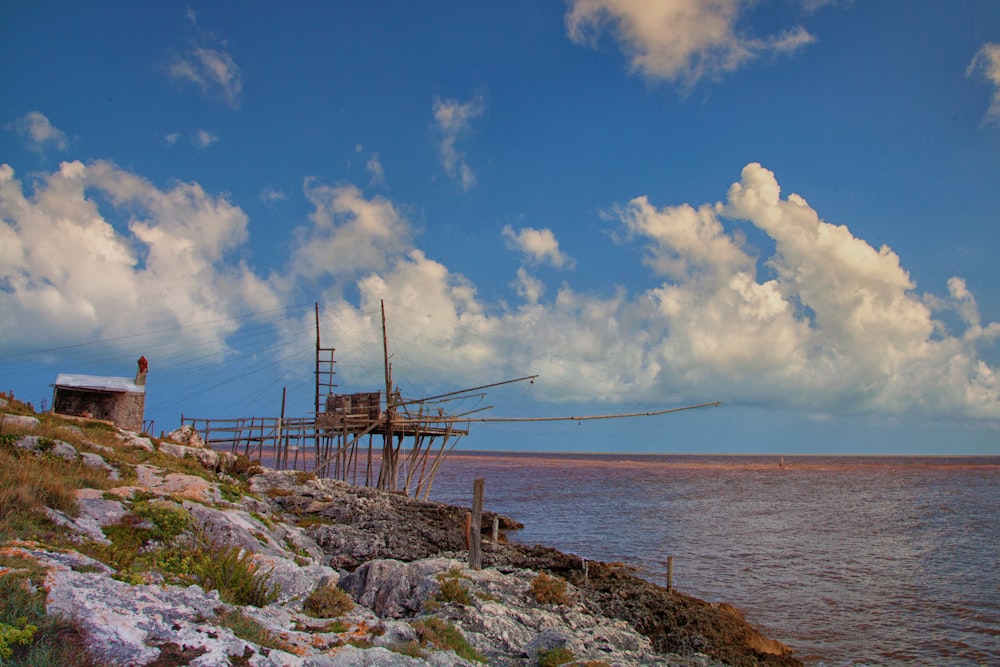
0;553;97;665
387;640;423;658
0;618;37;659
184;544;280;607
435;570;472;606
303;584;354;618
537;646;575;667
410;617;485;663
295;515;333;528
529;572;571;606
213;608;293;652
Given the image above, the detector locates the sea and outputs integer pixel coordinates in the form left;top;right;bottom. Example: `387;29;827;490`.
421;453;1000;667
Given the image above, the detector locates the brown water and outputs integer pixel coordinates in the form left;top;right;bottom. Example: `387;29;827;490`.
424;453;1000;666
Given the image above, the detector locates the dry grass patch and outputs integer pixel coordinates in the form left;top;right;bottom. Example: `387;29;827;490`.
529;572;571;606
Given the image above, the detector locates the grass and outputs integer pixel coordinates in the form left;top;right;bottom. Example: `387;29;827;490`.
157;540;281;607
0;440;118;543
435;569;472;606
0;552;98;666
537;646;575;667
212;607;296;653
410;617;485;663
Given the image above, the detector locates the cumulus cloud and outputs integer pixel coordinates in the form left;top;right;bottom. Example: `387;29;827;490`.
293;163;998;422
433;95;485;190
565;0;814;86
289;180;412;282
0;161;278;357
166;11;243;108
7;111;69;153
502;225;575;269
3;156;996;423
968;42;1000;124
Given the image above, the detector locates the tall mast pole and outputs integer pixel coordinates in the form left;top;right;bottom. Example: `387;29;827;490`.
314;302;321;417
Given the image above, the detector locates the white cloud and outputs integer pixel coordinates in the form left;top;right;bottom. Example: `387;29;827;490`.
259;187;286;204
968;42;1000;124
0;161;278;357
297;163;999;421
289;180;412;281
3;156;996;423
7;111;69;153
366;152;385;187
565;0;814;86
433;95;485;190
193;129;219;149
163;132;182;145
502;225;575;269
166;13;243;109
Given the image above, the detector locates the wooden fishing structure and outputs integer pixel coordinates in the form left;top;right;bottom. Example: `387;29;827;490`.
182;301;720;499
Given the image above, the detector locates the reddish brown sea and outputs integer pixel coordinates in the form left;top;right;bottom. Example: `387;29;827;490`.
422;453;1000;667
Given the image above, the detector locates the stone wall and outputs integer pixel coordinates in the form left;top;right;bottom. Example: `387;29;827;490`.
53;388;145;431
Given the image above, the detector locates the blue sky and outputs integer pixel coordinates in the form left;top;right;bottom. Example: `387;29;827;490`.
2;1;1000;454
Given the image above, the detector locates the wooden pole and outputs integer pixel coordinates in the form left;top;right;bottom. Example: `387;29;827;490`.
469;478;484;570
492;516;499;551
277;387;287;470
667;555;674;592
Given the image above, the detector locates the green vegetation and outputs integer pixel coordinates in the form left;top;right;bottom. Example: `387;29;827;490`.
529;572;571;606
410;617;485;663
303;584;354;618
435;569;472;606
295;515;333;528
159;542;280;607
537;646;575;666
0;552;97;666
212;607;294;653
0;437;116;542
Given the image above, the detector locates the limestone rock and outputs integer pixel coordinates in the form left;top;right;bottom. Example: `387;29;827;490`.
79;451;120;480
339;558;460;619
159;440;220;469
134;464;222;503
1;413;40;431
167;424;206;448
14;435;79;461
118;431;154;451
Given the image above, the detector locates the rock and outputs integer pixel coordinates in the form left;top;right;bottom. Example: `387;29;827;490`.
184;502;302;559
319;645;433;667
43;566;274;666
167;424;206;449
79;451;120;480
14;435;79;461
248;554;337;606
1;413;40;431
119;431;154;451
339;558;460;619
134;464;222;503
159;440;220;469
45;489;128;543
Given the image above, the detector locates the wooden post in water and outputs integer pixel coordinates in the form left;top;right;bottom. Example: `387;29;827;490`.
667;556;674;592
469;478;484;570
492;516;499;551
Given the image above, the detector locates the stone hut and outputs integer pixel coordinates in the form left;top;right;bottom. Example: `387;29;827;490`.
52;357;148;431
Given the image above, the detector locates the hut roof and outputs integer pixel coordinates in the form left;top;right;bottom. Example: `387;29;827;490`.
54;374;145;394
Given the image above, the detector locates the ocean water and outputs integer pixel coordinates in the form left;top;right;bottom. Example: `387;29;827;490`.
424;453;1000;667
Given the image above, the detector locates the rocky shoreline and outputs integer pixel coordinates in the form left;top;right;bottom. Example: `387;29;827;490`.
0;406;802;666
